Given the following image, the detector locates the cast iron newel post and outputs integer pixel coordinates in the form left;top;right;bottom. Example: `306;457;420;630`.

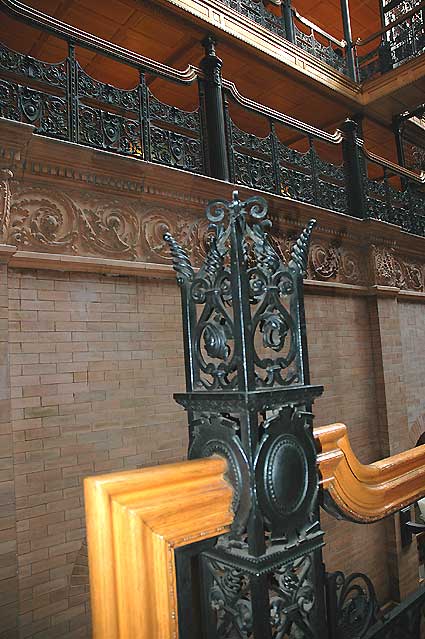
165;190;327;638
282;0;296;44
199;36;230;182
339;0;358;81
342;118;367;218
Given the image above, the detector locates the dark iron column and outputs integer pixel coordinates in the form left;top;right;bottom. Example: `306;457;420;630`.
339;0;358;81
282;0;296;43
166;190;326;638
393;116;406;168
342;118;366;218
199;36;229;181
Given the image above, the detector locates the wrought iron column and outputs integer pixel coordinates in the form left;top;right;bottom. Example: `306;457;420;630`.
166;190;326;638
393;115;406;168
199;36;230;181
282;0;296;44
339;0;358;81
341;118;366;218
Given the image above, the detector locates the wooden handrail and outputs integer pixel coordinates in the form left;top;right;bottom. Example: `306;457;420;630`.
356;0;425;47
292;7;346;49
316;423;425;523
360;141;425;183
223;79;344;144
0;0;199;84
84;457;233;639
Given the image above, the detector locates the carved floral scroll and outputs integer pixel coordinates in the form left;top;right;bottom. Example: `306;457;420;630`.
2;182;425;292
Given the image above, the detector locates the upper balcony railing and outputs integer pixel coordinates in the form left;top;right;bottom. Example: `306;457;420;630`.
0;0;425;240
357;0;425;81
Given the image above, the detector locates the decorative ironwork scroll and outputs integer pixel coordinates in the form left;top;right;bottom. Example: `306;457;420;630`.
167;190;326;637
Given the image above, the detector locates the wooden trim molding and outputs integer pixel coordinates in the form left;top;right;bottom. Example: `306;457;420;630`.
316;423;425;522
84;456;233;639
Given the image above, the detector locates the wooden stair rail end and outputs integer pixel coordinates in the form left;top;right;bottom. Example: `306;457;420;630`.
316;422;425;523
84;456;233;639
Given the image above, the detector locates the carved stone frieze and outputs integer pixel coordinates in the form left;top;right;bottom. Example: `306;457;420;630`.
0;168;13;241
370;245;424;292
4;181;425;294
142;209;210;266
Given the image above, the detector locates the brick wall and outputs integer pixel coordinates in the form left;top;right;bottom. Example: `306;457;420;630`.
0;263;17;639
305;292;392;604
0;269;423;636
7;269;187;639
399;301;425;443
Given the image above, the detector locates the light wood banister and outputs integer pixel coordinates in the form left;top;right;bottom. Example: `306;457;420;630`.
316;422;425;522
84;456;233;639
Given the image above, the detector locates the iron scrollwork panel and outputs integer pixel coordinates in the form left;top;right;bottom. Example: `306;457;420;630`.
150;126;203;172
148;91;204;173
221;0;286;39
77;104;142;156
204;551;318;639
0;42;67;88
294;25;347;75
77;65;139;112
0;78;68;139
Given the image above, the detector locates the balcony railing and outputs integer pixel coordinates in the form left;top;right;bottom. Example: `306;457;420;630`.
192;0;425;81
0;0;425;240
357;0;425;80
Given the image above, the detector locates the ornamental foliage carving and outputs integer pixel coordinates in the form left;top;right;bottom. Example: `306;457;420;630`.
371;245;424;292
8;186;140;260
4;183;425;293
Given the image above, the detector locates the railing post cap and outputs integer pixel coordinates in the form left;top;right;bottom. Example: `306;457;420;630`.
201;35;218;56
341;118;358;133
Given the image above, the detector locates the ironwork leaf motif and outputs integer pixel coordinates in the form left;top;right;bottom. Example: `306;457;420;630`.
163;232;194;285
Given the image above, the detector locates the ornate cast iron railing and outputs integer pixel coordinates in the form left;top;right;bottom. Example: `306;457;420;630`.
357;0;425;80
163;189;425;638
1;0;425;239
221;0;351;77
166;189;327;637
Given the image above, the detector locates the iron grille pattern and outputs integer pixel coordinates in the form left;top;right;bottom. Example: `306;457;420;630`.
0;24;425;239
358;1;425;80
294;24;348;75
221;0;286;38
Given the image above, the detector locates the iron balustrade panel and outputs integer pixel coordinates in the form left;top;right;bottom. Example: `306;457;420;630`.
221;0;286;39
314;155;348;213
0;42;67;87
279;145;316;205
363;157;425;236
227;114;347;213
77;104;142;156
359;2;425;80
0;78;68;140
384;0;425;65
404;140;425;171
229;123;276;193
364;584;425;639
294;24;348;75
77;64;139;112
148;90;204;173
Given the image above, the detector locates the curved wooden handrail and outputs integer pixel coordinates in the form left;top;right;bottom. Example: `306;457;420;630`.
0;0;199;84
222;79;344;145
359;141;425;183
316;422;425;523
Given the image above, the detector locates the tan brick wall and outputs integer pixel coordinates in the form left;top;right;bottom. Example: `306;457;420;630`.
399;301;425;443
0;270;422;636
0;263;18;639
305;292;392;604
8;269;187;639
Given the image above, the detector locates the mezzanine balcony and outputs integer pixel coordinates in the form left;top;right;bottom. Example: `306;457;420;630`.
0;0;424;242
